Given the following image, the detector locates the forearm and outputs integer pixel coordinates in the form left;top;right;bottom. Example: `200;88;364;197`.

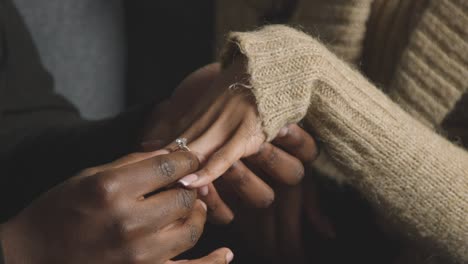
291;0;373;64
222;25;467;262
301;53;468;263
387;0;468;128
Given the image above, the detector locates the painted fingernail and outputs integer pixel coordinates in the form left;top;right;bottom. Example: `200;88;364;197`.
226;251;234;263
277;126;289;137
199;185;209;196
198;200;207;211
178;174;198;186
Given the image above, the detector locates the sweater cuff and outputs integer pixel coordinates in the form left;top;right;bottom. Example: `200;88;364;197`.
221;25;325;141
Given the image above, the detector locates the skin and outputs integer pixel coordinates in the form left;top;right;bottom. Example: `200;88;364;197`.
215;124;334;264
143;62;334;262
143;63;313;217
0;151;233;264
143;60;266;188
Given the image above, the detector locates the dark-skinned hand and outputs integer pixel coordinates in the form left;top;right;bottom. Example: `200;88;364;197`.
0;151;234;264
215;124;335;264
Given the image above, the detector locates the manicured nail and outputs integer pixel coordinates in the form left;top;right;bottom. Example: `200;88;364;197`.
226;251;234;263
199;200;207;211
277;126;289;137
199;185;209;196
178;174;198;186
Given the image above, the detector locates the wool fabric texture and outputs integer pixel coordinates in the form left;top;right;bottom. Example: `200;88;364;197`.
220;0;468;263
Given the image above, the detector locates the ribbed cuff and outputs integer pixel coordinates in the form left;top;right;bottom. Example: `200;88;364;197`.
221;25;325;141
388;0;468;127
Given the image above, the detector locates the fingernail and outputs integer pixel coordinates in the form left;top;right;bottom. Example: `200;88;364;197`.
199;200;207;211
178;174;198;186
226;251;234;263
199;185;209;196
277;126;289;137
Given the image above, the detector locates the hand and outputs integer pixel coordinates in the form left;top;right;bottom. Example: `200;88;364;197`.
142;63;262;224
168;248;234;264
0;151;233;263
143;62;307;224
215;124;333;264
145;58;265;188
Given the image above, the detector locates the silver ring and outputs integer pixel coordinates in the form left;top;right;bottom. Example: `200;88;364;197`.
175;138;191;152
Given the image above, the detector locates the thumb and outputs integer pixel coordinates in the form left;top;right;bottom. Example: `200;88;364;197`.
168;248;234;264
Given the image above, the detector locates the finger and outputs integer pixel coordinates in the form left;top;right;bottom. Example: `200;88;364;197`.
163;94;230;155
236;166;277;260
128;188;197;236
223;161;275;208
171;63;221;108
247;142;305;186
182;98;244;159
97;151;199;198
276;184;306;264
168;248;234;264
181;117;265;188
156;200;208;260
273;124;319;163
79;150;169;177
200;184;234;224
142;64;221;147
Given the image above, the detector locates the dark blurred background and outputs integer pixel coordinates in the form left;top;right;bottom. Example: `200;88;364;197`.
125;1;215;107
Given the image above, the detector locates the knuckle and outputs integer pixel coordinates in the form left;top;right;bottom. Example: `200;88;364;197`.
302;151;318;163
212;149;229;166
229;163;250;186
233;170;250;186
112;216;137;243
200;166;216;180
290;133;306;149
184;152;199;171
208;198;220;212
121;245;147;264
258;190;275;208
265;149;279;167
88;172;120;207
173;151;199;173
175;188;196;210
219;212;235;225
305;142;320;163
256;144;278;167
153;156;176;179
290;164;305;185
184;223;203;246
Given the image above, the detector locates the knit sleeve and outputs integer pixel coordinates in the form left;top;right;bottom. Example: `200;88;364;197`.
291;0;374;64
220;23;467;264
388;0;468;128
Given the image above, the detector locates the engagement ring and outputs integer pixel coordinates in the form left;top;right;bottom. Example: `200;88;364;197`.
175;138;190;151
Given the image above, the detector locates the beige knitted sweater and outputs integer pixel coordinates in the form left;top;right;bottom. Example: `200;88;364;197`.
218;0;468;263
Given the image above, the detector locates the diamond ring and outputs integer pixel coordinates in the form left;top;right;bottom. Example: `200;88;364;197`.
175;138;190;152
